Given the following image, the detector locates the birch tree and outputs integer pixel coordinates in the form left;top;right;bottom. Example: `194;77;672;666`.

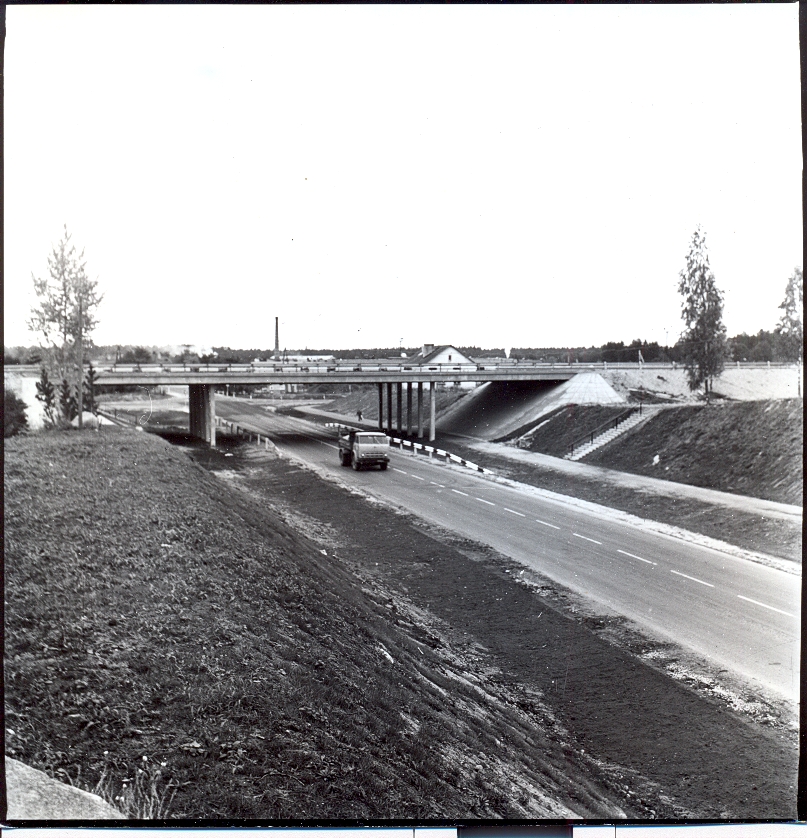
677;226;727;398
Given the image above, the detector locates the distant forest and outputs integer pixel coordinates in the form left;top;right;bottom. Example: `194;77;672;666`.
4;330;798;366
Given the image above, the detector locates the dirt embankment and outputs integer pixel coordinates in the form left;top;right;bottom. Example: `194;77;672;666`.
4;429;798;820
502;405;636;457
584;400;803;507
2;430;618;819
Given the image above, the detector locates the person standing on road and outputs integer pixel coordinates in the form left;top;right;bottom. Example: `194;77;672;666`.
357;410;363;422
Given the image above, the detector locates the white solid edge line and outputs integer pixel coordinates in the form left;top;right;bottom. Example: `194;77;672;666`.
670;569;714;587
476;497;495;505
617;549;656;565
452;489;469;496
504;508;526;517
537;520;561;529
737;594;797;618
573;533;602;545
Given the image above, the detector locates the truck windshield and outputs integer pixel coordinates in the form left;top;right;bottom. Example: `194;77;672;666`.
358;435;388;445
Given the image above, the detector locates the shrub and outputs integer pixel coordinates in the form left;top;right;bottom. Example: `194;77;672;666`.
4;388;29;437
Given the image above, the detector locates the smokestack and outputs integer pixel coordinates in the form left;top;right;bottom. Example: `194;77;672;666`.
274;317;280;357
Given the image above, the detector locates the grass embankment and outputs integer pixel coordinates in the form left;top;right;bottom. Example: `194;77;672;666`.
585;400;803;506
498;405;636;456
5;429;619;819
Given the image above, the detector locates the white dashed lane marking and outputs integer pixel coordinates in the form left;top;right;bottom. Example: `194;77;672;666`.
536;520;561;530
504;508;525;517
476;497;495;506
573;533;602;545
452;489;469;496
670;569;714;588
430;482;445;488
737;595;797;619
411;474;425;481
393;468;408;474
617;549;656;565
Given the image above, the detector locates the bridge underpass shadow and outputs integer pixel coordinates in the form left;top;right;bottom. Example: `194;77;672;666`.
437;380;566;441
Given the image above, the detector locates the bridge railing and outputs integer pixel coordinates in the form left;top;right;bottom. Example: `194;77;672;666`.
8;360;800;377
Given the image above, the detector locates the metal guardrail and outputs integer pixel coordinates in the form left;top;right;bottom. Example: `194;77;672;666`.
568;407;640;457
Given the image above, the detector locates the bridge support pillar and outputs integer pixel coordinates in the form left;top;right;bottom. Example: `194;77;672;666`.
386;383;393;435
206;385;216;448
189;385;198;437
189;384;216;447
406;382;412;436
377;383;383;431
429;381;436;442
396;383;403;434
417;382;423;438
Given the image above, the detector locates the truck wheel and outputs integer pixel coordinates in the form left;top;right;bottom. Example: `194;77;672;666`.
352;456;361;471
380;462;388;471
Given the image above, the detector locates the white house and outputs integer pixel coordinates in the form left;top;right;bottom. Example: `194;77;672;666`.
416;344;478;389
417;344;475;366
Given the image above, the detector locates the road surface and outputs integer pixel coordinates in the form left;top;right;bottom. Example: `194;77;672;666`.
216;400;801;704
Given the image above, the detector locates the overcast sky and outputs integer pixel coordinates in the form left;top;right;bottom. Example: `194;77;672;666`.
5;4;802;352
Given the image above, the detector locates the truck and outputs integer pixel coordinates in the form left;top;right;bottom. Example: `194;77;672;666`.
337;427;390;471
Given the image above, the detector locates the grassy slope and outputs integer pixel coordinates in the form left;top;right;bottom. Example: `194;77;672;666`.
517;405;636;458
5;429;619;819
585;400;803;506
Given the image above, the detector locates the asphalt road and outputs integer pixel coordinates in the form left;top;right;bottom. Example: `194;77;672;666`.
217;400;801;704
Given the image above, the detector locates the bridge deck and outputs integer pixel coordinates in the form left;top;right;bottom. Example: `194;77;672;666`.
57;361;611;386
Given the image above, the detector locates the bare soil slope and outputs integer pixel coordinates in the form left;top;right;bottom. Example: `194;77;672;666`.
585;400;803;506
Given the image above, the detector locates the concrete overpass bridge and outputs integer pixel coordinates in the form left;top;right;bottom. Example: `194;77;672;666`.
9;359;690;445
90;359;589;446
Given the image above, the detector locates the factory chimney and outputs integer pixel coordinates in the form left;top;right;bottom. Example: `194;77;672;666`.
274;317;280;358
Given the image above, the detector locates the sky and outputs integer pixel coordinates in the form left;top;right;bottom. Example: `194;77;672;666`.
4;4;802;353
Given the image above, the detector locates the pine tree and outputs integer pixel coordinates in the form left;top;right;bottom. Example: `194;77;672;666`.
677;227;727;399
35;368;58;427
775;266;803;363
27;225;103;384
59;378;78;424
